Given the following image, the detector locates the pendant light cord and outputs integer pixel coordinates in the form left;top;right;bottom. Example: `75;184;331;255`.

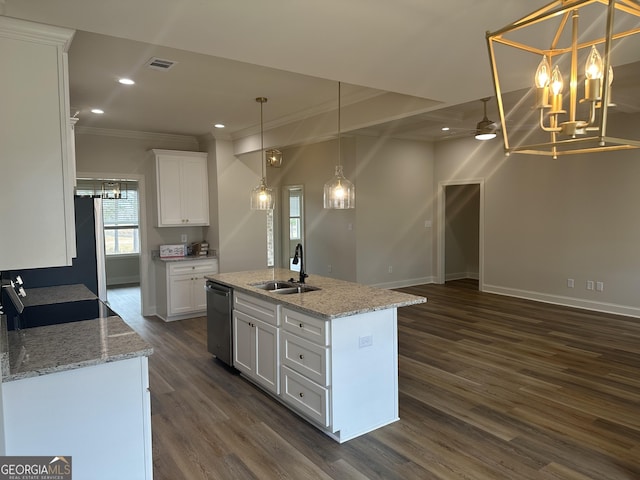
338;82;341;168
260;98;265;179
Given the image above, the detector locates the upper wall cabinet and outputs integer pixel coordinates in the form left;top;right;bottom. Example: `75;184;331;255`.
152;149;210;227
0;17;76;270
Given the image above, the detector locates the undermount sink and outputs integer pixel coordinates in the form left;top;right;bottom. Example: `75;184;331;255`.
252;280;296;291
251;280;320;294
273;284;320;294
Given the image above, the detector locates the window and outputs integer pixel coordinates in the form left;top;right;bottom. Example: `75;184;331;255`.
76;179;140;255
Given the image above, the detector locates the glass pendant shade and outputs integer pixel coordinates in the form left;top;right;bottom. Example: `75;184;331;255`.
324;82;355;209
324;165;355;209
251;177;274;210
250;96;276;210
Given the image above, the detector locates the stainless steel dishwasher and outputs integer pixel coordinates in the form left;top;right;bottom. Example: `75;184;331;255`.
206;280;233;367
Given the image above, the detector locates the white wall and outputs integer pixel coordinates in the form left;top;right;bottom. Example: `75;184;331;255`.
434;112;640;316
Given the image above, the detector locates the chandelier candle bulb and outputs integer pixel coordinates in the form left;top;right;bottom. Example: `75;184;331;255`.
534;56;551;108
584;46;603;101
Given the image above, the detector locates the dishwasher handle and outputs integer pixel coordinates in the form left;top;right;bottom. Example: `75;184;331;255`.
206;282;231;296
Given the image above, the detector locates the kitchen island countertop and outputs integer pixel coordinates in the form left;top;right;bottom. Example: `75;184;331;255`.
206;268;426;319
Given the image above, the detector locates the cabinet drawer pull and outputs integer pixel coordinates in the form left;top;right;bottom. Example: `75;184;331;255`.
299;392;304;398
299;354;304;360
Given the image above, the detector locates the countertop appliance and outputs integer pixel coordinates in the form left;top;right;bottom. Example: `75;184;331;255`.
206;280;233;367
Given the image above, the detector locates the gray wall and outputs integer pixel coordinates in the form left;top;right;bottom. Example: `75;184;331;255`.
434;111;640;316
76;109;640;318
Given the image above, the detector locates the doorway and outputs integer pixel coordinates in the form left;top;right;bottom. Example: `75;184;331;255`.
77;172;147;317
437;180;484;289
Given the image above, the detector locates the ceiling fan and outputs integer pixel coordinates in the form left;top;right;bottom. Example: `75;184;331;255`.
474;98;499;140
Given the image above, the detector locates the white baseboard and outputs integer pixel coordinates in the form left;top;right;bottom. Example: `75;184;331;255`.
372;276;436;290
107;275;140;287
483;284;640;319
445;272;479;281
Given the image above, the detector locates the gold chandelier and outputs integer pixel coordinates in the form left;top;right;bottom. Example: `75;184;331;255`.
486;0;640;158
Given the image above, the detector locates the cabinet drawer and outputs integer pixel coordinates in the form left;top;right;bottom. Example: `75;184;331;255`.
234;292;279;326
282;308;329;346
281;365;329;427
281;331;329;386
169;260;217;276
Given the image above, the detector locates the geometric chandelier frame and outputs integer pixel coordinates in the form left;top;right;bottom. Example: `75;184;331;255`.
486;0;640;158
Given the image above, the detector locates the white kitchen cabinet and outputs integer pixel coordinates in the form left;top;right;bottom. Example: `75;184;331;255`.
152;149;209;227
3;357;152;480
280;306;399;443
0;17;76;270
233;292;280;395
156;258;218;321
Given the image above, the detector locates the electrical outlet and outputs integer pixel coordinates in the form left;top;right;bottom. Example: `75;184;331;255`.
567;278;574;288
181;234;187;243
388;265;393;274
586;280;594;290
424;220;432;228
327;264;332;273
596;281;604;292
359;335;373;348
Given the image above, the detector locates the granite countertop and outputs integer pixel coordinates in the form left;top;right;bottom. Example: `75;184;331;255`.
3;315;153;382
22;284;97;307
157;255;218;263
1;283;152;382
206;268;426;319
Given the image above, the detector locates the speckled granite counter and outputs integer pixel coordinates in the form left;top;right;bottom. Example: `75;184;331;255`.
156;255;218;263
0;283;152;382
22;283;97;307
206;268;426;319
3;315;153;382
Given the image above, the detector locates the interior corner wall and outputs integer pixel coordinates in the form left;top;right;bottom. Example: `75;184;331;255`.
212;138;269;273
434;112;640;317
355;136;435;287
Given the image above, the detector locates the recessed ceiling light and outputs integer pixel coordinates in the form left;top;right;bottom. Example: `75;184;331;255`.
441;127;450;131
213;124;225;129
118;78;135;85
91;108;104;114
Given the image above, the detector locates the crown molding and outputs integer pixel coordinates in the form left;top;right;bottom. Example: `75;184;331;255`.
75;126;199;148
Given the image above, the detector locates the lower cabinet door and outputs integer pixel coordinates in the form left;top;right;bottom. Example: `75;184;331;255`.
233;311;253;374
192;275;208;311
254;320;279;394
281;365;329;427
168;274;194;315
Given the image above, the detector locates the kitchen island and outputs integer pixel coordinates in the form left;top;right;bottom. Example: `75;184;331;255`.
0;284;153;480
207;268;425;443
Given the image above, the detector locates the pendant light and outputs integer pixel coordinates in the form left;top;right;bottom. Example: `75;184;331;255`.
324;82;355;209
250;97;275;210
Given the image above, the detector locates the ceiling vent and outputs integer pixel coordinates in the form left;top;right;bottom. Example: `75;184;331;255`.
145;57;177;71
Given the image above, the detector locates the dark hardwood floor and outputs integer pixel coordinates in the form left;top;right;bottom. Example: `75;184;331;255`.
107;280;640;479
